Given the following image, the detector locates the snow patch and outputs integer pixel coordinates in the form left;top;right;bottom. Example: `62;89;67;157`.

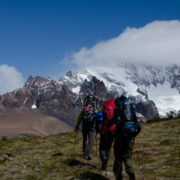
72;86;81;94
32;104;37;109
85;66;139;96
144;82;180;116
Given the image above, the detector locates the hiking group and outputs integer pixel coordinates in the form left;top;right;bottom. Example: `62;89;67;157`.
75;95;141;180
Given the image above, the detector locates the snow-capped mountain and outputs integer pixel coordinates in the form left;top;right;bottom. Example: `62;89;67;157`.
0;72;158;129
59;63;180;117
0;76;81;127
0;63;179;130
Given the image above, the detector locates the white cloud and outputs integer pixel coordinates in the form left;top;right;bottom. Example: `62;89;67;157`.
70;20;180;68
0;64;24;95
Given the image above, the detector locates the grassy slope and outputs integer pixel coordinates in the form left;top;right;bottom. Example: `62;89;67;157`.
0;118;179;180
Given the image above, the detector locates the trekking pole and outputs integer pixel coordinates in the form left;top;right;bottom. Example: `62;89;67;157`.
73;131;78;151
92;133;97;155
134;139;145;180
96;133;98;155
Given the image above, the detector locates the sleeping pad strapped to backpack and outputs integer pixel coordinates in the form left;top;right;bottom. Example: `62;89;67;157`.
102;99;116;132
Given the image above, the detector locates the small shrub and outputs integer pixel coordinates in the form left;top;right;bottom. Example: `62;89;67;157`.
1;136;7;141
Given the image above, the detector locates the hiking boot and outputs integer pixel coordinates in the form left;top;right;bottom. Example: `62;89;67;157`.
115;175;122;180
101;164;107;171
101;159;107;170
129;174;136;180
87;156;92;160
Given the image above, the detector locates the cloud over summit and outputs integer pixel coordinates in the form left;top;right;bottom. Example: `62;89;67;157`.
0;64;24;95
70;20;180;68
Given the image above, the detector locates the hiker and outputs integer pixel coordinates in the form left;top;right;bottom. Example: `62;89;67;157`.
106;95;141;180
75;95;97;160
99;99;116;170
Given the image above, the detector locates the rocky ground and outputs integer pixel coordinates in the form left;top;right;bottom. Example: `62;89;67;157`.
0;118;179;180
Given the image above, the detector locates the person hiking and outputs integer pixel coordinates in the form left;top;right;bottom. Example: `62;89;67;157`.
106;95;141;180
99;99;116;170
75;95;97;160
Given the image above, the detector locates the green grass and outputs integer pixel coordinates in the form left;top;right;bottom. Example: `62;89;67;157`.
0;118;179;180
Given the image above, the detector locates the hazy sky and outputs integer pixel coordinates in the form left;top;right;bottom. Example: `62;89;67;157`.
0;0;180;94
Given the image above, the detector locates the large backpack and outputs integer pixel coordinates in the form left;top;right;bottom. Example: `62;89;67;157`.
82;95;97;127
115;97;141;138
102;99;116;132
103;99;116;120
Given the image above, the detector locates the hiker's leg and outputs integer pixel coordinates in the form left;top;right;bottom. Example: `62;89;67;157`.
100;148;107;170
99;133;106;159
124;157;135;180
106;132;115;161
113;158;122;180
113;140;123;180
99;149;106;161
82;130;88;155
99;139;106;160
124;139;136;180
99;133;108;169
105;150;111;163
104;142;112;168
87;127;95;158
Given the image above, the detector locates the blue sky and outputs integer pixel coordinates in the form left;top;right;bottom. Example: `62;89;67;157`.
0;0;180;81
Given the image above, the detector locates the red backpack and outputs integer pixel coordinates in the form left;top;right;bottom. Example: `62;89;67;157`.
102;99;116;132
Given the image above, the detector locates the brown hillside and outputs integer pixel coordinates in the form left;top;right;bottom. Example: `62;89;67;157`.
0;109;72;139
